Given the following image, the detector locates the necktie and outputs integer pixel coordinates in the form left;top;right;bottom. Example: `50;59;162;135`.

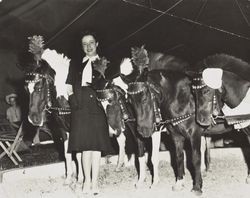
81;55;98;86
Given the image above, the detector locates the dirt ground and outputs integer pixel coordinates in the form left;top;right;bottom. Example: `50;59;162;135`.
1;148;250;198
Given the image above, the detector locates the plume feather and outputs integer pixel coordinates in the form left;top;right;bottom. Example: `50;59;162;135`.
120;58;133;76
41;49;71;100
92;57;110;78
131;45;149;72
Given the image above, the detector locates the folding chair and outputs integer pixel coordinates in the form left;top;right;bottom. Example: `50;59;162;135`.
0;119;23;166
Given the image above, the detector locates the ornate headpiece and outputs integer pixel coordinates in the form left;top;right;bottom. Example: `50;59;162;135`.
202;68;223;89
131;45;149;72
92;57;110;78
28;35;45;55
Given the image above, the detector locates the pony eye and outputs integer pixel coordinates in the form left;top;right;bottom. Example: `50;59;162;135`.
141;94;147;103
203;88;210;95
34;86;42;92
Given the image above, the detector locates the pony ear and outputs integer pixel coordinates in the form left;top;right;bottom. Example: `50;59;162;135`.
185;70;200;78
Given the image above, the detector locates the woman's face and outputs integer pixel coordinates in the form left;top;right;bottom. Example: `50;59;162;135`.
81;35;99;57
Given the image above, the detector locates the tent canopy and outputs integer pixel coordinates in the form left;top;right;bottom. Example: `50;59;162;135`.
0;0;250;106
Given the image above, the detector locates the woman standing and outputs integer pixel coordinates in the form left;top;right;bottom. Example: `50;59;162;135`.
66;30;112;195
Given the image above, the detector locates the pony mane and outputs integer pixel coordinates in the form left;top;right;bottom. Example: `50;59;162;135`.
148;52;189;71
41;49;70;99
197;53;250;82
131;45;189;72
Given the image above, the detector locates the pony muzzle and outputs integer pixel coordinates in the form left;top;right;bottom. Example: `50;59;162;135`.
28;114;44;126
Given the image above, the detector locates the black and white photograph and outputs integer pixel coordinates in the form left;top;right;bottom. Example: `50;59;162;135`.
1;0;250;197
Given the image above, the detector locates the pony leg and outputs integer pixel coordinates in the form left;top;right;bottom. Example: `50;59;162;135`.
63;132;77;185
201;136;211;173
245;134;250;184
150;131;161;188
190;133;203;195
116;132;126;172
200;136;206;172
135;155;146;188
172;134;185;191
63;139;74;184
32;128;40;145
205;137;211;172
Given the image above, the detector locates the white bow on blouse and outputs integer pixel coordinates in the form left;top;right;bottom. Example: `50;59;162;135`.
81;55;99;86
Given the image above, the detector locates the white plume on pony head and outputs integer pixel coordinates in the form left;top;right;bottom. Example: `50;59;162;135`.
120;58;133;76
202;68;223;89
113;76;128;94
41;49;71;100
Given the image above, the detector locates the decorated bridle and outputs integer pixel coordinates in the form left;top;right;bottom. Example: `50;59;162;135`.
96;85;133;122
25;72;70;115
127;81;163;130
127;81;196;130
192;76;220;124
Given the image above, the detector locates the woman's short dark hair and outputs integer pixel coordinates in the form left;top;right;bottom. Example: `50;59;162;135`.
80;29;98;42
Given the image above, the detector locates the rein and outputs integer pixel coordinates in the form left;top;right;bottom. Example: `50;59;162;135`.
155;113;194;127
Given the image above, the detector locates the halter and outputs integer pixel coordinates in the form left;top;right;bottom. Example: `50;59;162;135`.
25;72;71;115
128;81;196;130
96;88;115;102
127;81;162;130
192;76;219;124
96;85;134;122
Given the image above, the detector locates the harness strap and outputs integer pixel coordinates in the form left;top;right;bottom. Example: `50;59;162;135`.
45;106;71;115
155;113;194;127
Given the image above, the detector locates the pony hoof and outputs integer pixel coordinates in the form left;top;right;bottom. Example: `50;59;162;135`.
63;178;72;185
246;175;250;184
191;188;202;196
115;167;122;172
150;179;160;189
134;181;144;189
172;185;184;191
63;174;76;186
115;164;124;172
202;171;207;177
150;183;158;189
172;180;184;191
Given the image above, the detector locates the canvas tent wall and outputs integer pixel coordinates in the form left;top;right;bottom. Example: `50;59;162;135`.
0;0;250;111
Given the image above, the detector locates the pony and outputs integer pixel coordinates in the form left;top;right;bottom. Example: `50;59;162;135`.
126;68;206;194
25;49;78;184
91;57;140;172
125;46;211;188
193;54;250;184
91;57;153;186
